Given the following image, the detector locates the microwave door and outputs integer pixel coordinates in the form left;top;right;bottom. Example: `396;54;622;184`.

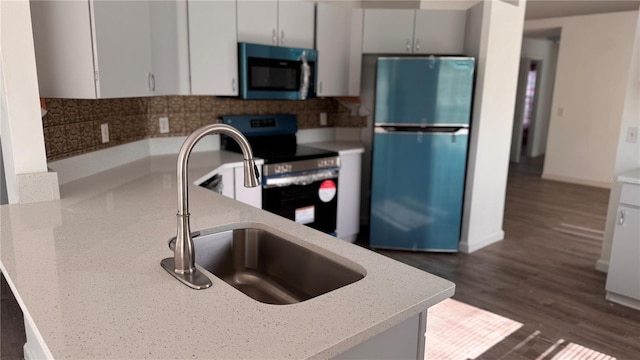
238;42;317;100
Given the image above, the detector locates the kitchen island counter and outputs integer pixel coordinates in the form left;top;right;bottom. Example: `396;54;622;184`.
0;151;454;359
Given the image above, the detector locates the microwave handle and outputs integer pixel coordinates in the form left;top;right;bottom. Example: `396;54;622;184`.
299;52;310;100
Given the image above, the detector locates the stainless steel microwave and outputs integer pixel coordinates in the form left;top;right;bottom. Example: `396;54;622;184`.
238;42;317;100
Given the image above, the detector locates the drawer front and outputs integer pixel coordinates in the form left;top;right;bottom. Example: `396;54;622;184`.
620;182;640;207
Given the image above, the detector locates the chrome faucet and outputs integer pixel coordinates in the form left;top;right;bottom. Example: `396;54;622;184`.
161;124;260;289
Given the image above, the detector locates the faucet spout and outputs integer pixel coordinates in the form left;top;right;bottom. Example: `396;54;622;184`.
161;124;259;289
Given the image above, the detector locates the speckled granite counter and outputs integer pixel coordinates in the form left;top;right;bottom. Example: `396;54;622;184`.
0;151;454;359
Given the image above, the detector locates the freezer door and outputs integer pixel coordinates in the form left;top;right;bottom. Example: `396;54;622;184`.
375;57;474;126
369;130;468;251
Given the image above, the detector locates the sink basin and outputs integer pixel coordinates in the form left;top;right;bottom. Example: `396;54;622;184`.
173;228;365;304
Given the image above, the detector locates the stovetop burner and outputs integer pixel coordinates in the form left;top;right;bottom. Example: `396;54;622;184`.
221;115;338;164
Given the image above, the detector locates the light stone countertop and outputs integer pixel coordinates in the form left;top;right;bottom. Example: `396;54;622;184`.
306;141;365;155
0;150;454;359
617;168;640;185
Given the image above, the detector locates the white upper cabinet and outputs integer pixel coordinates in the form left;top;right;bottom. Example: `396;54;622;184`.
237;0;279;46
91;1;153;98
316;3;363;97
149;1;190;95
237;0;314;48
31;0;187;98
363;9;467;55
188;0;238;95
362;9;415;54
413;10;467;54
277;1;315;48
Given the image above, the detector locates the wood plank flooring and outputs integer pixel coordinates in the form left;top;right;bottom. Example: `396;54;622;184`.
370;156;640;359
1;274;25;360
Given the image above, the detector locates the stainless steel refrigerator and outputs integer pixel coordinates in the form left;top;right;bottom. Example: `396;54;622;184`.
369;57;475;252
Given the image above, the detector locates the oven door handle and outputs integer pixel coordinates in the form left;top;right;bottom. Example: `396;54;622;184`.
263;169;338;188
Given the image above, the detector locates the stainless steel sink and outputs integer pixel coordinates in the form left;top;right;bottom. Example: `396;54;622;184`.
171;228;365;304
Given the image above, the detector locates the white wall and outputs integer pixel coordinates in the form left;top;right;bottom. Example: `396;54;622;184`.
459;0;526;253
598;11;640;272
525;11;638;188
0;0;57;204
520;37;559;158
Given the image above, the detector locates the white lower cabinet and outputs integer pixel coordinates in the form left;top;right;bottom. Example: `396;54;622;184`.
334;311;427;359
337;151;362;242
606;182;640;310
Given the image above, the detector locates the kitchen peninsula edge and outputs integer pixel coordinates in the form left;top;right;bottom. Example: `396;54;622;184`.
1;151;454;359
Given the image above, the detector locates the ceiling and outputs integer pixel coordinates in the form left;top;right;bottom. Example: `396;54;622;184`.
524;0;639;20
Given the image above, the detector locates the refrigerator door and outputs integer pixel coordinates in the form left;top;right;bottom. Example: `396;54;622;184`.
369;129;469;251
375;57;474;126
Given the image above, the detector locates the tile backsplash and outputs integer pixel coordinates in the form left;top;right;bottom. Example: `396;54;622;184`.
42;96;366;161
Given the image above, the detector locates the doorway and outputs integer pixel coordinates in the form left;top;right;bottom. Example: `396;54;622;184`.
510;58;542;164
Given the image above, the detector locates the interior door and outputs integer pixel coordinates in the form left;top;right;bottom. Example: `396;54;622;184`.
370;130;468;251
510;58;531;163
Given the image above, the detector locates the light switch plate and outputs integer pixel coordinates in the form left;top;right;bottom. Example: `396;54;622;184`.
626;126;638;143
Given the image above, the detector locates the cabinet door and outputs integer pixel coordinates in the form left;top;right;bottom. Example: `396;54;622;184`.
606;206;640;300
336;153;362;242
277;0;315;49
30;1;97;98
237;0;278;46
316;3;349;96
90;0;153;98
413;10;467;54
188;0;238;95
149;0;190;95
362;9;415;54
348;9;364;96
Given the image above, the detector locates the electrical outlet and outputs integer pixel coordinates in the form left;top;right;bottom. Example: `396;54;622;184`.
319;112;327;126
626;126;638;143
100;123;109;143
557;107;566;117
159;117;170;134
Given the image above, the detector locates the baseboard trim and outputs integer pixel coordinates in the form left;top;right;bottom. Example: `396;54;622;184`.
595;259;609;273
541;173;612;189
459;230;504;253
606;292;640;310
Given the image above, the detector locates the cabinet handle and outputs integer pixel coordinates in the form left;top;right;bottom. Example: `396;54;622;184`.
281;29;285;45
148;73;156;92
272;29;277;45
415;38;421;51
319;81;323;95
619;209;626;225
232;77;236;92
406;39;411;52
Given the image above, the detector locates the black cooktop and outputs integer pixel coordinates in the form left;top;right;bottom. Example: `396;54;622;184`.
223;134;337;164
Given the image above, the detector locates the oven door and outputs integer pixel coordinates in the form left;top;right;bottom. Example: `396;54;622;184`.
262;169;338;234
239;42;317;100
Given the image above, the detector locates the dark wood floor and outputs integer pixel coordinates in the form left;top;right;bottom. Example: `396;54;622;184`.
371;156;640;359
1;274;25;360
